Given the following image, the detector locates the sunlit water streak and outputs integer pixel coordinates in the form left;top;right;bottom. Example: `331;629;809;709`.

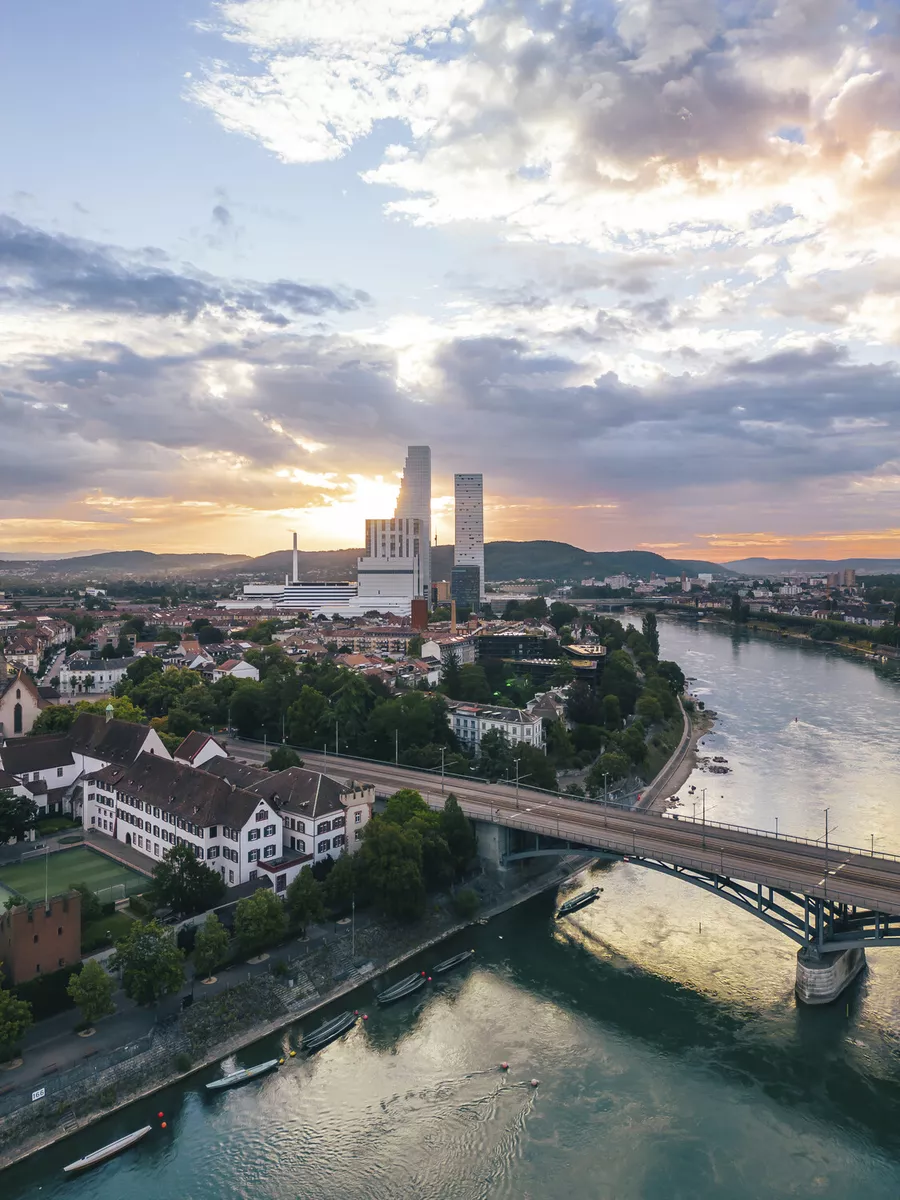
9;620;900;1199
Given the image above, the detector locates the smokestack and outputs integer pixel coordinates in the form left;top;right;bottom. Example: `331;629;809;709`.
450;599;457;636
292;530;299;584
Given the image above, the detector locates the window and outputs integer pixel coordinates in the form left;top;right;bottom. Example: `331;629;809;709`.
255;808;269;822
355;811;362;824
58;927;62;936
355;830;362;842
332;815;345;829
228;870;234;884
317;839;331;854
57;767;64;777
247;849;260;863
33;934;39;944
317;821;331;834
209;826;218;838
263;844;276;859
275;874;286;893
248;828;261;842
154;843;160;856
249;869;258;881
332;835;345;849
263;824;276;838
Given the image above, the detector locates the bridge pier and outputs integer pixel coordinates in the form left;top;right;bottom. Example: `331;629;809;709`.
795;946;866;1005
474;819;510;872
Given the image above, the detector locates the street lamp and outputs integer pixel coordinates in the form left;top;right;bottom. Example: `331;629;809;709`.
440;746;446;795
514;759;531;809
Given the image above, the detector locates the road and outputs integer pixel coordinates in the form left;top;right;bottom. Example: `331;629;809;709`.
229;740;900;915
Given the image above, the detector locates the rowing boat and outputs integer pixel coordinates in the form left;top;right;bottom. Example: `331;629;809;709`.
432;950;474;975
63;1125;153;1174
377;973;427;1005
303;1010;357;1052
555;887;601;918
205;1058;280;1091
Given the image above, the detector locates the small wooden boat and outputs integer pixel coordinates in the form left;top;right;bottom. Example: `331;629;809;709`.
377;972;427;1005
556;887;601;918
205;1058;280;1091
303;1010;357;1053
432;950;474;975
63;1125;153;1174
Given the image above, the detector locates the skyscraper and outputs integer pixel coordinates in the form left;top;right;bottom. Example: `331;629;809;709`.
394;445;431;598
454;473;484;602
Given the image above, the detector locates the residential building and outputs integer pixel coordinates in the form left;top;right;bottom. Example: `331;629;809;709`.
421;634;477;666
0;667;43;738
59;656;138;695
4;633;43;673
83;754;283;887
394;445;431;598
212;658;260;683
242;766;373;865
0;891;82;985
454;473;484;602
174;731;228;769
448;702;544;752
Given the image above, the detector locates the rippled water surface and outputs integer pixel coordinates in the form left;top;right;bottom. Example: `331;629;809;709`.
9;620;900;1199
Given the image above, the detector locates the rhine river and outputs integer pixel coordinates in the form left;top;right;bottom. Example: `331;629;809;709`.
9;620;900;1199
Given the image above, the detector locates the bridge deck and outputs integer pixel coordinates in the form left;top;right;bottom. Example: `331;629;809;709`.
291;750;900;916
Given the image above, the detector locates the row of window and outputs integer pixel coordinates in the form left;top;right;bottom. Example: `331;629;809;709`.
247;846;277;862
247;824;276;842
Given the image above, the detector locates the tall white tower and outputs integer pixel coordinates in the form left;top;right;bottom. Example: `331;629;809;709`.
394;445;431;598
454;473;484;601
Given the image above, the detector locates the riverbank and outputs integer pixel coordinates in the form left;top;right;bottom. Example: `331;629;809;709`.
0;854;590;1173
637;697;716;814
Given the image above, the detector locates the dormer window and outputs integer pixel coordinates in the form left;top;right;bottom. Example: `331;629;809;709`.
255;809;269;822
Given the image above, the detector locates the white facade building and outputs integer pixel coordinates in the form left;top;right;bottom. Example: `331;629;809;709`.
394;445;431;599
448;702;544;751
454;473;485;602
60;657;138;695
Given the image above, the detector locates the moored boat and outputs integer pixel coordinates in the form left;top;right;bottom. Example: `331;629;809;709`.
377;972;427;1005
432;950;475;975
206;1058;280;1091
63;1125;153;1174
303;1010;357;1052
555;887;601;918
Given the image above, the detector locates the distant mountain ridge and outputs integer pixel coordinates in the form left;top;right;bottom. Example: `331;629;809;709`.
0;540;729;582
725;557;900;574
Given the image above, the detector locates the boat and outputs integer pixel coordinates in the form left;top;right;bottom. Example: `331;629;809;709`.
63;1125;153;1174
303;1010;357;1053
205;1058;280;1091
377;972;428;1005
555;887;601;918
432;950;475;975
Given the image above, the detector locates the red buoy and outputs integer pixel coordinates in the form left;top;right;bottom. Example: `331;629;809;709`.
161;1121;168;1129
157;1111;164;1119
500;1062;509;1070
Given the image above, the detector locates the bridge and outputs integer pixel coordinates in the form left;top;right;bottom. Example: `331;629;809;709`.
237;742;900;1004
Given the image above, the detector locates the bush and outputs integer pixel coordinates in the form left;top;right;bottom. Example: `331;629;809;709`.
174;1051;193;1073
272;959;290;979
129;894;152;917
14;964;79;1020
452;888;480;920
177;924;197;954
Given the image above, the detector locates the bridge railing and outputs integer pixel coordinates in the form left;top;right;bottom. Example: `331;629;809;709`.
230;736;900;865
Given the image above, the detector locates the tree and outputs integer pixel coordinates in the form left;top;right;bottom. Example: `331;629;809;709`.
29;704;77;735
285;867;325;934
656;660;686;694
439;794;477;876
642;612;660;657
566;680;602;726
476;729;515;780
0;790;38;844
69;882;102;925
0;976;32;1058
600;650;641;716
112;920;184;1007
545;718;575;767
458;663;491;702
67;960;115;1027
234;888;287;957
600;693;622;729
635;694;664;724
197;625;224;645
585;751;631;795
549;601;579;633
514;743;558;791
322;853;361;911
266;746;303;771
407;634;424;657
360;819;427;920
383;788;430;825
193;912;230;981
730;592;746;623
150;844;225;918
287;685;332;747
439;651;463;699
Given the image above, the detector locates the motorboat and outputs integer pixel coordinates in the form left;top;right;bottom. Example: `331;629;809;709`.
555;887;601;918
206;1058;280;1091
376;973;427;1005
432;950;474;975
63;1125;153;1174
303;1010;357;1053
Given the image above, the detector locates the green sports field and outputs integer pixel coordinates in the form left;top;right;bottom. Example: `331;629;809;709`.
0;847;149;904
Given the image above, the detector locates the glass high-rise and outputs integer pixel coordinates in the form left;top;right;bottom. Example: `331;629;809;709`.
394;446;431;598
454;473;484;602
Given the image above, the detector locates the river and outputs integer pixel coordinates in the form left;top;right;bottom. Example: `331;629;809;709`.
8;619;900;1199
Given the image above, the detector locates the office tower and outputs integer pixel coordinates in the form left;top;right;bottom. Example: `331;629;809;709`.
454;473;484;602
394;446;431;598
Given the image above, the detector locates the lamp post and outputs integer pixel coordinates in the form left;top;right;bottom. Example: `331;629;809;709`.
701;787;707;848
395;728;399;765
440;746;446;795
824;808;829;895
514;759;531;809
603;773;609;806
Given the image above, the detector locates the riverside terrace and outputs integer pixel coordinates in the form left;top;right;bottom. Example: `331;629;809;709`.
281;748;900;1006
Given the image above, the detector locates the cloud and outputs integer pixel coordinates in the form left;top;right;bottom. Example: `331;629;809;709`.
0;214;368;323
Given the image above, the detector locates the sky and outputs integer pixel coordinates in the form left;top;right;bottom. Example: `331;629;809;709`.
2;0;900;563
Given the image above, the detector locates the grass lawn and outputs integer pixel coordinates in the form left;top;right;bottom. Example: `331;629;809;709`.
0;846;149;904
81;910;134;955
35;816;81;835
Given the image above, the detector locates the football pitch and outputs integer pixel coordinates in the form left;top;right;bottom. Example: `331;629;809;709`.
0;846;149;904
